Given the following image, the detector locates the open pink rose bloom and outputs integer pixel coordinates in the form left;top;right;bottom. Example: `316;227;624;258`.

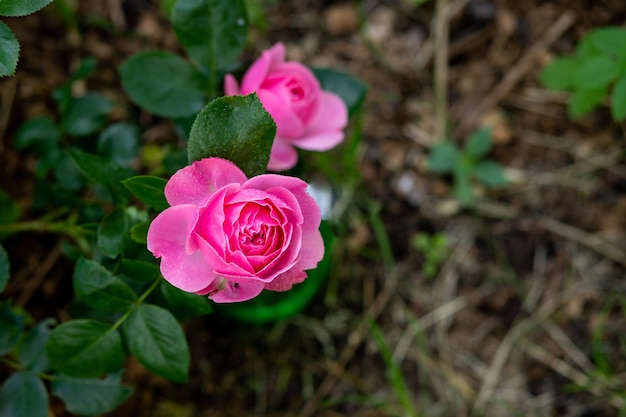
147;158;324;303
225;43;348;171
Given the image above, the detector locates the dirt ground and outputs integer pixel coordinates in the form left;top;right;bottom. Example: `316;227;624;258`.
1;0;626;416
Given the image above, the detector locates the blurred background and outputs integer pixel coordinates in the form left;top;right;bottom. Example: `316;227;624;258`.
1;0;626;416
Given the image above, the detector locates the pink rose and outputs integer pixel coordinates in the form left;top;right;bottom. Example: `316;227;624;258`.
147;157;324;303
225;43;348;171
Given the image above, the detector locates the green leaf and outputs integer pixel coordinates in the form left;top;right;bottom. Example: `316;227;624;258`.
68;149;132;205
574;56;620;91
575;32;602;61
0;0;53;16
427;141;460;174
473;160;508;187
46;319;125;378
0;244;8;293
464;127;493;159
313;68;368;116
122;176;169;211
74;258;137;312
187;93;276;177
568;86;607;118
0;301;24;355
0;21;19;77
129;221;149;244
453;156;474;205
62;92;114;137
48;149;85;191
159;281;213;320
97;122;140;167
611;72;626;121
539;57;578;91
13;117;60;154
0;372;48;417
588;27;626;61
121;304;189;383
52;372;134;417
18;319;54;372
97;208;128;259
172;0;248;71
120;50;207;118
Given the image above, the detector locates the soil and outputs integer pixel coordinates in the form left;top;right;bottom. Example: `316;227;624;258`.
1;1;626;416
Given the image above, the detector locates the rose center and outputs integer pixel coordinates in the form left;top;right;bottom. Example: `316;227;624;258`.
286;79;305;101
245;231;265;246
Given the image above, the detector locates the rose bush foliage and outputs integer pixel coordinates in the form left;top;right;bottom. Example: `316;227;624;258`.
225;43;348;171
147;157;324;303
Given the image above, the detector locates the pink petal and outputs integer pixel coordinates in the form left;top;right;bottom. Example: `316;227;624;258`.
307;91;348;133
294;91;347;151
224;74;240;95
244;175;321;230
257;89;305;138
198;278;265;303
164;158;247;207
264;267;307;292
244;174;307;197
297;228;324;270
240;43;286;94
241;46;275;94
147;205;216;293
254;176;321;234
267;138;298;171
266;43;286;70
293;131;345;152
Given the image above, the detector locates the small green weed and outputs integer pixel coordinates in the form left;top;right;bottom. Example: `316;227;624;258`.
540;27;626;120
427;127;507;205
412;233;447;280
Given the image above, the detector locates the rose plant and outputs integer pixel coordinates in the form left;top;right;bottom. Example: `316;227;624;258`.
0;0;367;415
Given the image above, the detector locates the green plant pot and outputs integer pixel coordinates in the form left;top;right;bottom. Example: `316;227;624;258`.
213;220;334;324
